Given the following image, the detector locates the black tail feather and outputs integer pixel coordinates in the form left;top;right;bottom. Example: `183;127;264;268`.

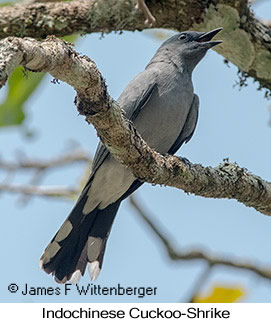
41;192;121;283
41;179;142;283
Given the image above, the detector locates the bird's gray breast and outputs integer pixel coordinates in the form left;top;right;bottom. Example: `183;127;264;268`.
134;65;194;153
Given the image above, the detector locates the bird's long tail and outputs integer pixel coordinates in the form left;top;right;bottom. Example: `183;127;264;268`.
40;182;121;283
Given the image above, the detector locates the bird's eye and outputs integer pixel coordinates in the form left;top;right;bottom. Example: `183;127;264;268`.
178;34;187;40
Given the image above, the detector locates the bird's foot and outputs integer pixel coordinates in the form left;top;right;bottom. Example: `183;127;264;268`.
177;156;191;166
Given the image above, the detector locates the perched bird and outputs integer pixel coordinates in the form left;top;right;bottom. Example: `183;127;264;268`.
40;28;222;283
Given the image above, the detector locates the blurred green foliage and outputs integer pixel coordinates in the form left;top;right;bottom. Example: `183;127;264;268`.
0;34;78;128
0;67;44;127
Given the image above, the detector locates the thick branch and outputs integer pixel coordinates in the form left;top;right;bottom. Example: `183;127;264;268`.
129;196;271;282
0;0;270;92
0;36;270;215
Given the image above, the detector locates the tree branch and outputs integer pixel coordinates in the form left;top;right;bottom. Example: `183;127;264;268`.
0;183;77;199
0;149;90;171
0;149;91;203
0;36;270;215
0;0;270;93
187;264;213;303
129;196;271;282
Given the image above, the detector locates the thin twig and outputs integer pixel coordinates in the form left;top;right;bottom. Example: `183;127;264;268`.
137;0;156;25
0;149;91;202
129;195;271;281
18;169;45;205
0;183;78;199
188;264;213;303
0;149;90;171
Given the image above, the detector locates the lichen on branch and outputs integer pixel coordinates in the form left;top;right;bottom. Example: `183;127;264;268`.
0;36;270;215
0;0;271;93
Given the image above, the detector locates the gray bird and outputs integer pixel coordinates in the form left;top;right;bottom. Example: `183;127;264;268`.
40;28;222;283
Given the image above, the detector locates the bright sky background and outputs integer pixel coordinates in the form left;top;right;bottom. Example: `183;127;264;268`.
0;1;271;303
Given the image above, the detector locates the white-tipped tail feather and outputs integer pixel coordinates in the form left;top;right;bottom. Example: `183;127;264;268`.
88;261;101;281
69;270;82;284
39;260;44;270
40;174;123;283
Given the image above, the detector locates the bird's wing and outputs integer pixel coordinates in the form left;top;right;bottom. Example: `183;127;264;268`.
168;94;199;155
90;142;109;178
90;74;158;178
124;82;157;121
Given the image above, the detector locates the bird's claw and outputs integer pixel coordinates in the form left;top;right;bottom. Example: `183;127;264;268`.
178;156;191;166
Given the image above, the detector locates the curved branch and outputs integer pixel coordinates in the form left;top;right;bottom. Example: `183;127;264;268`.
129;196;271;282
0;0;270;93
0;36;270;215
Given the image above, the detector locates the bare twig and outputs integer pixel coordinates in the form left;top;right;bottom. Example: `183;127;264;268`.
0;149;90;171
136;0;156;26
0;183;78;199
0;149;91;203
188;264;213;303
17;169;45;205
129;196;271;281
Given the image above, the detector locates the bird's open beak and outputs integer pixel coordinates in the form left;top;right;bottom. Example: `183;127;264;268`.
197;27;223;48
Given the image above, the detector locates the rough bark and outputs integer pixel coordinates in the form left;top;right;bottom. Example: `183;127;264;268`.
1;36;270;215
0;0;271;93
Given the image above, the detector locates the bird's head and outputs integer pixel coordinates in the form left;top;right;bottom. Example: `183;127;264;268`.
156;28;223;73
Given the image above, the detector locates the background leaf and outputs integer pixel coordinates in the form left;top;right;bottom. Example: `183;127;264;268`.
0;67;44;127
0;34;78;128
